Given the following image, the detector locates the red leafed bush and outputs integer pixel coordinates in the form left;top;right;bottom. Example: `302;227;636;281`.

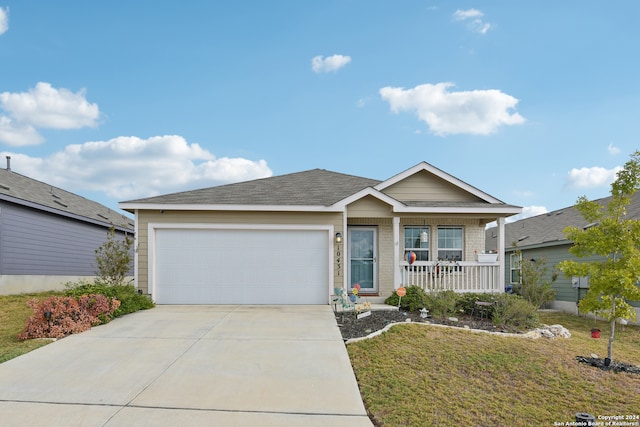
18;295;121;340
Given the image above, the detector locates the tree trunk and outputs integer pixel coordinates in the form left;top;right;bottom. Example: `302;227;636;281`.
608;298;616;361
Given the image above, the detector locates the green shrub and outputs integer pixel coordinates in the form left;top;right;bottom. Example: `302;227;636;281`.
385;286;428;311
454;292;500;317
491;293;539;332
512;252;557;308
424;290;458;320
108;284;155;316
65;281;154;317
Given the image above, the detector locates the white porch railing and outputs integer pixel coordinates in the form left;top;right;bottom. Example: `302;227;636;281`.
400;261;502;293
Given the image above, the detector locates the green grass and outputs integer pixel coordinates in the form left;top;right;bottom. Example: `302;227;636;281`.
0;292;62;364
347;311;640;426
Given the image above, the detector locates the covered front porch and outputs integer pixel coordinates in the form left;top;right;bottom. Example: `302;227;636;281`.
400;260;502;294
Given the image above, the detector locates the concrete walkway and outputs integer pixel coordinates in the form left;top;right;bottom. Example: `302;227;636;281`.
0;305;373;426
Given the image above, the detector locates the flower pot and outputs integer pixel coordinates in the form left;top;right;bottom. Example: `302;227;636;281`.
476;253;498;263
591;328;600;338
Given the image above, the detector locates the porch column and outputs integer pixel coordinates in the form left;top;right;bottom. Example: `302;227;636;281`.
393;216;401;289
343;209;348;291
497;216;506;292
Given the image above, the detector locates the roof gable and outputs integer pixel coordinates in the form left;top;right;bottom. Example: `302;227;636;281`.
0;168;133;231
376;161;503;204
382;169;484;203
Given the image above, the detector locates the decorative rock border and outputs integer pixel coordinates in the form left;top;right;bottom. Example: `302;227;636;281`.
345;321;570;344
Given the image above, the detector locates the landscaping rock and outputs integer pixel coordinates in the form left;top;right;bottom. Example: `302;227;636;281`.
525;324;571;339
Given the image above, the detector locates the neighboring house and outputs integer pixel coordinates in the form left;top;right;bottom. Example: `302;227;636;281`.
486;192;640;317
0;157;135;295
120;162;521;305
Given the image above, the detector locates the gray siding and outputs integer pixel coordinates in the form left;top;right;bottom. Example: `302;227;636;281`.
0;201;132;276
507;244;639;308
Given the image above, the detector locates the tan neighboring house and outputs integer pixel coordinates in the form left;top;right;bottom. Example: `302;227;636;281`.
119;162;521;305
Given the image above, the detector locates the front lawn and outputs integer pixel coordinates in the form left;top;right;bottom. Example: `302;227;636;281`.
347;311;640;426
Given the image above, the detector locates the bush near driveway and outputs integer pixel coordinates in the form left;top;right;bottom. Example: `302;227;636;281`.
0;292;62;363
64;281;155;317
18;294;120;340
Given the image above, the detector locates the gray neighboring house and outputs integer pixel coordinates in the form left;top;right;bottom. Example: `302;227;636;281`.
486;192;640;318
0;159;134;295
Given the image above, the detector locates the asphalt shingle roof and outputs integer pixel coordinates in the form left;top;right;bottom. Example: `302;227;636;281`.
0;168;134;231
486;192;640;251
122;169;382;206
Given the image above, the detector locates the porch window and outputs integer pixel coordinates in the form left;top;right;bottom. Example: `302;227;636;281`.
510;252;522;284
404;227;429;261
437;226;462;262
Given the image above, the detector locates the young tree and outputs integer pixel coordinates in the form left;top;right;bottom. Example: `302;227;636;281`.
95;226;134;287
513;249;557;309
558;151;640;362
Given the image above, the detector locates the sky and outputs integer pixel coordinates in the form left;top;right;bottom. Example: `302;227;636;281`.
0;1;639;222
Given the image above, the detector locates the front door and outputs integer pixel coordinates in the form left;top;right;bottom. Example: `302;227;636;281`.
348;227;377;294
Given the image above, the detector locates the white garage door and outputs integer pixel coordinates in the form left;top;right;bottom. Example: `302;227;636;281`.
153;227;330;304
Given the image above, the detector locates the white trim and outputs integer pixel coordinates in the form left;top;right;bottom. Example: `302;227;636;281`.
375;161;505;204
331;187;404;210
147;223;334;304
347;226;378;294
498;217;506;291
120;203;343;212
123;201;521;216
342;209;348;292
133;209;139;291
393;217;401;289
395;206;521;214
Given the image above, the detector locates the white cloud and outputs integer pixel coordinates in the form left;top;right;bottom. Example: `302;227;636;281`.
0;82;100;146
486;205;548;228
565;165;622;189
379;82;525;136
2;135;272;200
453;8;492;34
311;54;351;73
453;9;483;20
0;6;8;36
507;205;548;223
0;82;99;129
0;117;43;146
608;143;621;155
513;189;534;198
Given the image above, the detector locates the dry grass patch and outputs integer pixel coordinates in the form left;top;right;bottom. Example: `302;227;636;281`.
347;311;640;426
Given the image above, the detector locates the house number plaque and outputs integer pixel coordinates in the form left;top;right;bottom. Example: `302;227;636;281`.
336;248;341;276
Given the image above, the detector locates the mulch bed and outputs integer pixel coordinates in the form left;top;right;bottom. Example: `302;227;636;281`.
335;309;498;340
576;356;640;376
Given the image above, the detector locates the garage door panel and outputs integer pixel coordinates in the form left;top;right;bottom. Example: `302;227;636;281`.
154;228;329;304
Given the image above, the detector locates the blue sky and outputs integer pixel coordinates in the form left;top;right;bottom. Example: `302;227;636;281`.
1;2;638;221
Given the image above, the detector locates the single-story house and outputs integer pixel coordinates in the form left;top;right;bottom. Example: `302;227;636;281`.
0;157;135;295
119;162;521;305
485;192;640;317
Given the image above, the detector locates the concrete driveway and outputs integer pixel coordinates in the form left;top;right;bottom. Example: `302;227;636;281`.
0;305;373;427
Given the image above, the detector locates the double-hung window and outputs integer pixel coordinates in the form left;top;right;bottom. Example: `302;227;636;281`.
437;226;462;262
510;252;522;284
404;227;429;261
